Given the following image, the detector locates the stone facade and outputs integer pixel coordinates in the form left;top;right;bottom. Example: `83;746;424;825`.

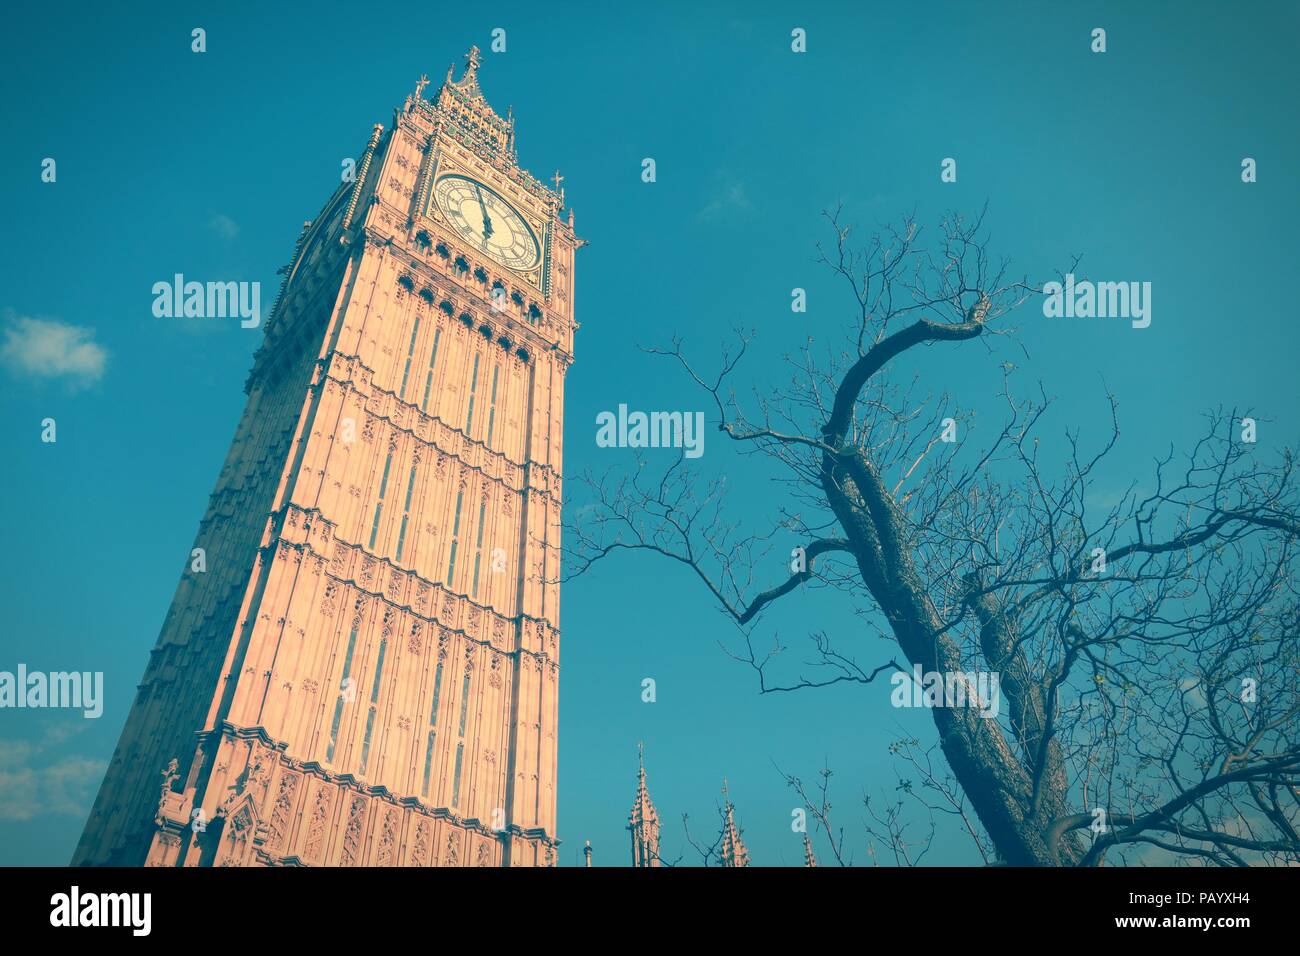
73;48;578;868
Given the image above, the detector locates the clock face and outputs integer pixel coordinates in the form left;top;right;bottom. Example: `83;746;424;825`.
433;175;540;271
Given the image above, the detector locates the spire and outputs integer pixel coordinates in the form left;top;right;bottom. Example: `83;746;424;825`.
802;834;818;867
718;779;750;867
432;43;517;164
627;742;661;867
445;45;483;96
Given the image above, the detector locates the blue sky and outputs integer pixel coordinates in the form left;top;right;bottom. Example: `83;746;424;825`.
1;1;1297;866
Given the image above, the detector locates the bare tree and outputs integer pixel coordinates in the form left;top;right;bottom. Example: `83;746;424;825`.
679;811;726;867
566;207;1300;866
777;760;853;866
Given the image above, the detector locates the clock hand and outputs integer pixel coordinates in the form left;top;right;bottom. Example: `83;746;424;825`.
474;185;494;240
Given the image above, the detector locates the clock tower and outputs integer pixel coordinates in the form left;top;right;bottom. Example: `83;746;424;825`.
73;47;578;867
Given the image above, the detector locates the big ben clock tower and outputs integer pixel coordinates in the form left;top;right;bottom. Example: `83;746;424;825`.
74;47;578;867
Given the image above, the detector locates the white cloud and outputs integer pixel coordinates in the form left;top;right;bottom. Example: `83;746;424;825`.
1;312;108;388
0;738;104;821
209;212;240;240
698;177;755;222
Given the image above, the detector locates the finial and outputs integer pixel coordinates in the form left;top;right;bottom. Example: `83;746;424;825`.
721;777;730;800
637;740;645;772
464;45;481;78
415;73;429;100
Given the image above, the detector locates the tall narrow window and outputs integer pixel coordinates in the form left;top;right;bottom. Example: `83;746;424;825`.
420;661;444;798
394;464;417;563
458;672;471;737
369;639;387;705
465;352;481;434
430;661;444;725
368;452;393;550
359;709;377;777
327;625;359;763
451;742;465;808
446;489;464;583
359;638;387;776
485;365;500;446
399;315;421;398
420;328;442;412
452;669;471;808
421;730;437;797
471;498;487;598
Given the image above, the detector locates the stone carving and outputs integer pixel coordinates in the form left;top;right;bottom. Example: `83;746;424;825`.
267;771;300;852
304;785;334;863
411;818;430;867
377;807;399;866
159;757;179;805
341;795;368;866
219;804;254;867
244;751;271;802
321;582;338;616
